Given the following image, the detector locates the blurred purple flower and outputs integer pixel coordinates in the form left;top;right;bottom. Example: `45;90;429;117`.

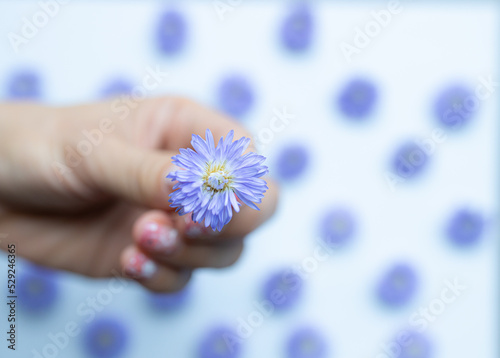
6;69;41;100
156;10;187;55
198;325;242;358
337;78;377;119
392;142;429;179
399;331;433;358
434;84;475;130
168;129;268;231
377;263;418;307
320;208;356;248
217;75;255;118
446;208;484;247
83;317;129;358
148;285;191;311
280;3;314;52
100;78;133;99
286;327;328;358
262;269;303;312
18;265;59;313
274;143;309;182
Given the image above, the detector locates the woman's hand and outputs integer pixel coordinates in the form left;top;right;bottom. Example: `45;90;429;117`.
0;97;278;292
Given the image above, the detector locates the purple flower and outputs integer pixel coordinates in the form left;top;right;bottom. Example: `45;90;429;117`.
18;265;59;313
274;143;310;182
392;142;429;179
377;263;418;307
100;78;133;98
156;10;187;55
6;69;41;100
83;317;129;358
286;327;328;358
446;208;485;247
217;75;255;118
147;285;191;311
280;3;314;52
319;207;356;248
337;78;377;119
434;84;475;130
262;269;304;312
198;325;242;358
398;331;433;358
168;129;268;231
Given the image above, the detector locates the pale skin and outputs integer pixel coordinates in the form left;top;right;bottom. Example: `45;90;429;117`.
0;97;278;292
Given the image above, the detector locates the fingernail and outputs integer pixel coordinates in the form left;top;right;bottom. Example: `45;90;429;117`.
140;222;178;254
124;252;157;279
185;216;217;238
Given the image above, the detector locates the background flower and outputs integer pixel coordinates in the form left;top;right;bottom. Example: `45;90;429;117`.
262;269;304;312
337;77;377;120
280;3;314;53
83;317;129;358
434;84;475;130
18;264;59;314
99;77;133;99
197;325;242;358
446;208;485;247
376;263;418;308
286;326;328;358
156;9;187;55
216;75;255;119
273;143;310;183
6;69;41;100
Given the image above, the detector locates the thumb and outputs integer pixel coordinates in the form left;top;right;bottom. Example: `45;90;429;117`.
89;138;176;210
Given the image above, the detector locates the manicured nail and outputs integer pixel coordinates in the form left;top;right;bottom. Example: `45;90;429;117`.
185;216;217;238
124;252;157;279
140;222;178;254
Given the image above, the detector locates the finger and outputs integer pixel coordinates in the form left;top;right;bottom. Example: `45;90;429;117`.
152;239;244;269
120;245;191;293
89;138;177;210
154;97;256;153
133;210;245;269
0;203;142;278
132;210;182;254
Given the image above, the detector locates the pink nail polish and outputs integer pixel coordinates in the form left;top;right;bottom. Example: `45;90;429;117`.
124;252;157;279
140;222;178;254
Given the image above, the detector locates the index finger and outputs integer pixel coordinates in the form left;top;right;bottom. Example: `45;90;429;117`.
155;97;256;153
